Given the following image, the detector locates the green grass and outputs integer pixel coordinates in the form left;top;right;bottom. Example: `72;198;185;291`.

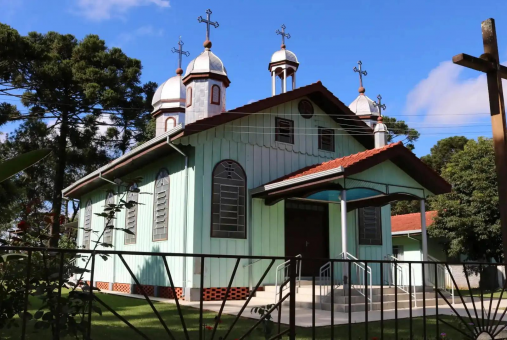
460;288;507;299
0;292;499;339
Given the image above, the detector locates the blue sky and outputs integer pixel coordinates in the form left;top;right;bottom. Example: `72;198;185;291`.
1;0;506;157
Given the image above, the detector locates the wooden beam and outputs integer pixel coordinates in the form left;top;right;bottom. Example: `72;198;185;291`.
452;53;507;78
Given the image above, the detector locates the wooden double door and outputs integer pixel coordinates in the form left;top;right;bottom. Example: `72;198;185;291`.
285;200;330;276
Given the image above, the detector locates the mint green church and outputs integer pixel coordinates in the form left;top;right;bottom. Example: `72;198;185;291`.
63;20;450;301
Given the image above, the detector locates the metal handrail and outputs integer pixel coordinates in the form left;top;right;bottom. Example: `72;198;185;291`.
274;254;302;302
342;252;373;311
384;255;417;308
428;255;455;304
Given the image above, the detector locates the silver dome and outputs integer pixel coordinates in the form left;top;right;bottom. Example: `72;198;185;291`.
184;49;227;77
152;74;186;112
348;94;379;116
270;48;298;64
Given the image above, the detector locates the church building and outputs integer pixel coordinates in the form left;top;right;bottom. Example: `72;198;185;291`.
63;10;450;301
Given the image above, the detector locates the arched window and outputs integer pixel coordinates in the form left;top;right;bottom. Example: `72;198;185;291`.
211;85;221;105
103;191;115;245
153;168;170;241
125;183;139;245
211;160;246;238
186;87;192;107
165;117;176;131
82;200;92;249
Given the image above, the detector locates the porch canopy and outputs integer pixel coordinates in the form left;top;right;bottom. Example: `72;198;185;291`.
251;142;451;209
250;142;451;266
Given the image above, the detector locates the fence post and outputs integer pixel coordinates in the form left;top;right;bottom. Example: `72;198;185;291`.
289;257;296;340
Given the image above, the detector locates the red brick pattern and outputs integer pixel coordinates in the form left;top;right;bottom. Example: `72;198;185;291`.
159;287;184;300
202;287;249;301
134;284;155;297
112;283;131;293
96;282;109;290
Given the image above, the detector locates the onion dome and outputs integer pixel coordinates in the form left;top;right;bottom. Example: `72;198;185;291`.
151;73;186;112
270;48;299;64
184;48;228;78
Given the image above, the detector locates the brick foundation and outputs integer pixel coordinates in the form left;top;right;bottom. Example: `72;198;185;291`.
159;287;184;300
134;284;155;297
112;283;131;293
88;282;250;301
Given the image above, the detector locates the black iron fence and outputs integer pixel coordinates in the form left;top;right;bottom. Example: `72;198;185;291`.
1;246;507;340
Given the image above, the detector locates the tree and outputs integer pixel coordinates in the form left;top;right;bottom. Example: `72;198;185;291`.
428;138;501;262
383;116;420;151
390;136;469;216
421;136;469;175
0;23;152;246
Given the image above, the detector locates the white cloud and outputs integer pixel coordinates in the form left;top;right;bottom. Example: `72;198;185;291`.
405;60;506;125
75;0;169;21
116;25;164;46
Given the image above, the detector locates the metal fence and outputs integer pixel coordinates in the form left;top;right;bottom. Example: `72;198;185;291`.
1;246;507;340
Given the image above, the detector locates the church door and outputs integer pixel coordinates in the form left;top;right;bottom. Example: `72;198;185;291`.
285;200;329;276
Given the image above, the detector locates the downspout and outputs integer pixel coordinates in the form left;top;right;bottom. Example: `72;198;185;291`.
166;137;189;297
98;173;119;289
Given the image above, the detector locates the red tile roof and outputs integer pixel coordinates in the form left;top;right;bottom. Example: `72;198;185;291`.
268;142;403;184
391;211;438;234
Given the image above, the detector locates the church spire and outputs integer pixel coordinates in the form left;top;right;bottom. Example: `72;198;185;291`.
276;24;291;49
353;60;367;94
269;24;299;96
171;36;190;75
198;9;219;49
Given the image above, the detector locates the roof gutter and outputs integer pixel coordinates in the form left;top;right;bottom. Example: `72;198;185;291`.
391;229;422;236
250;166;345;196
165;136;189;298
62;125;184;195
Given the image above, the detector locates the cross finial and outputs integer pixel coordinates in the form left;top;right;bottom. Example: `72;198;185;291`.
373;94;387;116
198;9;219;49
171;36;190;74
276;24;291;49
353;61;368;93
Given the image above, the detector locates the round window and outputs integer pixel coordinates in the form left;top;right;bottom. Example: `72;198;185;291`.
298;100;314;119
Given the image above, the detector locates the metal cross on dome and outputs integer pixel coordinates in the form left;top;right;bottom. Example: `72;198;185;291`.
171;37;190;70
198;9;219;42
373;94;387;116
353;61;367;88
276;24;291;46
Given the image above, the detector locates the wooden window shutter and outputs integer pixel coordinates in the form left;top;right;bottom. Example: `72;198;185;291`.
125;184;139;245
103;191;115;245
82;200;93;249
318;127;335;152
153;168;170;241
211;160;247;239
275;117;294;144
358;206;382;245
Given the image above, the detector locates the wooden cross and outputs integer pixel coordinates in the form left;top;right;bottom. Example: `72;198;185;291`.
198;9;219;42
453;18;507;259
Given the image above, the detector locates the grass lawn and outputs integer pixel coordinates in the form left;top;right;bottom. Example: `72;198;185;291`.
0;292;499;340
459;288;507;299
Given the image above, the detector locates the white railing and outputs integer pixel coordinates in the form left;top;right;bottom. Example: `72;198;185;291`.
319;261;333;308
384;255;418;307
274;254;302;302
342;252;373;311
428;255;455;304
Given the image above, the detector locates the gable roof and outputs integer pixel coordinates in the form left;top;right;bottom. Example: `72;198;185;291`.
172;81;375;149
257;142;451;195
391;211;438;235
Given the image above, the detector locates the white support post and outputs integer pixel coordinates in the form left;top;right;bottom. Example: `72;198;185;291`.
341;190;348;286
420;200;428;261
283;68;287;93
271;71;276;96
292;72;296;90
